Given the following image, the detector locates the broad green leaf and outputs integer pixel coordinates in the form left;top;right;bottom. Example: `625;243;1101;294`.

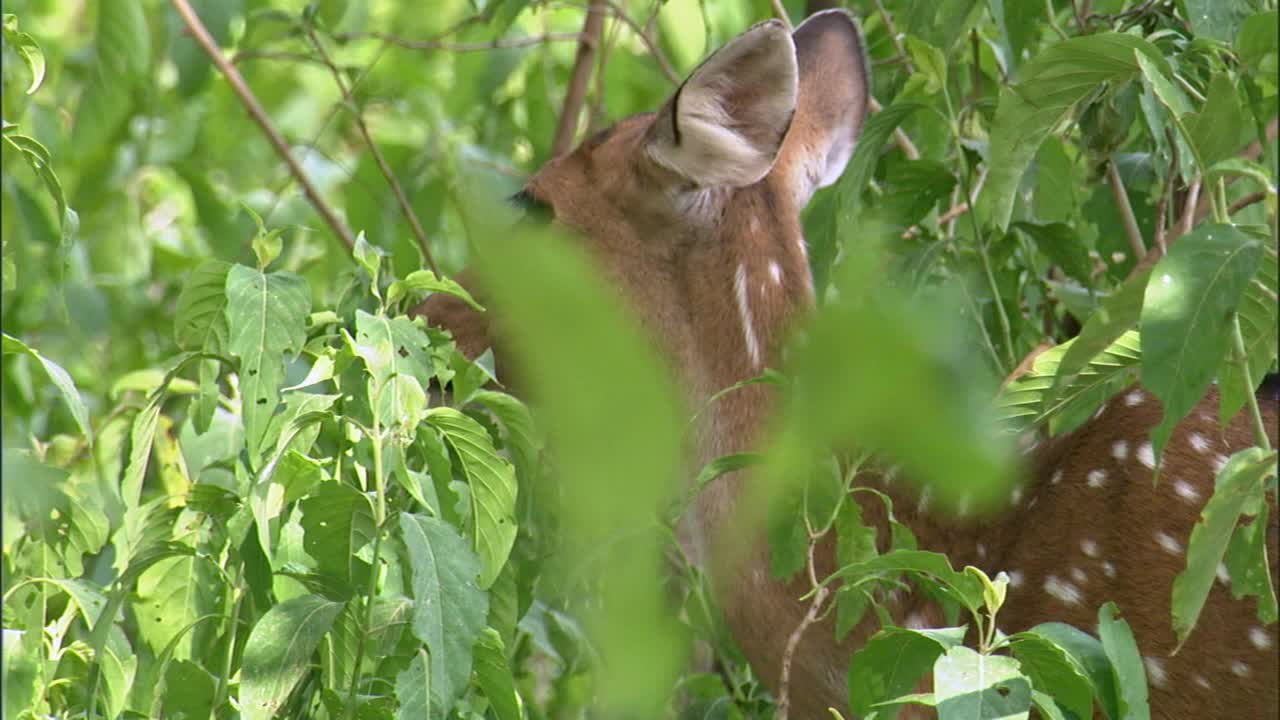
175;261;231;351
474;627;522;720
299;481;375;587
834;499;879;639
2;333;92;441
387;269;485;310
1224;501;1279;623
121;399;162;508
1050;258;1152;399
827;550;984;616
1012;222;1094;288
1097;602;1149;720
848;625;966;716
933;646;1031;719
399;513;488;713
134;554;217;661
1171;448;1277;648
1219;243;1278;422
1236;11;1279;68
240;594;345;720
159;660;216;720
1185;0;1253;41
1140;224;1262;462
996;331;1141;436
981;33;1165;230
395;650;430;720
470;389;539;482
224;265;311;463
1025;622;1120;720
350;311;436;386
426;407;517;589
1187;74;1249;170
1008;632;1095;720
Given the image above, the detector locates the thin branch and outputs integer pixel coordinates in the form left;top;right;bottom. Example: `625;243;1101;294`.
169;0;357;254
873;0;914;75
1227;191;1269;217
303;26;441;276
1175;175;1201;242
903;166;988;240
331;30;583;52
770;0;793;30
1106;159;1145;260
775;544;830;720
601;0;680;85
552;0;608;157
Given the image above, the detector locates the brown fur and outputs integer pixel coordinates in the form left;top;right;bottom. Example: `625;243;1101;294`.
413;11;1279;718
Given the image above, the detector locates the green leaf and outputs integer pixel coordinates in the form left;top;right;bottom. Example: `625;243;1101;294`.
1185;0;1253;41
1024;622;1120;720
1225;500;1279;623
848;625;966;716
474;627;522;720
1219;243;1278;422
1140;224;1262;462
1187;74;1249;169
224;265;311;463
1171;448;1277;648
834;499;879;639
387;269;485;310
470;389;539;482
134;554;217;661
426;407;517;589
159;660;216;720
827;550;984;616
981;33;1165;230
121;399;162;508
933;646;1031;719
1097;602;1150;720
399;513;489;713
175;261;231;351
1;333;92;442
240;594;345;720
2;15;46;93
1050;258;1152;398
1011;222;1094;289
395;650;430;720
299;481;375;588
1237;11;1279;69
1008;631;1096;720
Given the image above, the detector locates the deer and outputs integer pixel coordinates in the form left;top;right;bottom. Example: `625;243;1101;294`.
414;10;1279;719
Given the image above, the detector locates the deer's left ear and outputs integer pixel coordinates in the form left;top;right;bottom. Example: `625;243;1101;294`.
775;10;871;208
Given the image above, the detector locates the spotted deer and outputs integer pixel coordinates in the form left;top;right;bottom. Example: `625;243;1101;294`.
415;10;1279;719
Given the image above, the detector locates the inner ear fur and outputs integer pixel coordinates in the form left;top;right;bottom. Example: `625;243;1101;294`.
644;19;798;188
775;9;871;207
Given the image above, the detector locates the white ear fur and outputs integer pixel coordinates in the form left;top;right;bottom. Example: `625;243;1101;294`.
645;20;798;188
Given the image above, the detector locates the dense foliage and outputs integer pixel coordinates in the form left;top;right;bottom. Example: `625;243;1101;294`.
2;0;1276;718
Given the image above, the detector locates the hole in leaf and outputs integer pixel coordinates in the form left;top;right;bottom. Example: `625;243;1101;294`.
995;685;1010;697
398;346;409;358
257;398;268;405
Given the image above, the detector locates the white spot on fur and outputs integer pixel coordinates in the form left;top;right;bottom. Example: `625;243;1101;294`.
733;264;761;369
1087;469;1108;488
1136;442;1156;469
1189;432;1210;453
916;486;932;514
1248;626;1272;650
1010;486;1023;505
768;260;782;285
1125;390;1144;407
1216;563;1230;585
1051;469;1063;485
1193;674;1211;689
1213;454;1229;475
1144;657;1168;688
1043;575;1083;606
905;613;928;629
976;543;987;560
1080;539;1100;558
1173;480;1201;504
1155;531;1183;555
1111;440;1129;460
1231;661;1251;678
1070;567;1088;584
1102;561;1117;578
1008;570;1024;588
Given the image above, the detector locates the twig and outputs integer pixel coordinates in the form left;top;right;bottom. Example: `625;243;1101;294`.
332;30;582;52
1176;176;1202;241
873;0;914;75
601;0;679;85
770;0;793;30
775;544;830;720
552;0;608;157
303;26;441;276
1152;128;1179;255
868;96;920;160
1226;191;1269;217
1106;159;1145;260
169;0;357;254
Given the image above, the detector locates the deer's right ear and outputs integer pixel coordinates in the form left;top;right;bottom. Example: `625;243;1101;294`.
645;20;798;188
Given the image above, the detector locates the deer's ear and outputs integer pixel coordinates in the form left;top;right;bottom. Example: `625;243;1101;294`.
645;20;798;188
776;10;870;207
